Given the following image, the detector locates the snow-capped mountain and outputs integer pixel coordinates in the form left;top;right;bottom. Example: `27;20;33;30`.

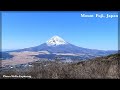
3;35;117;62
9;35;117;57
46;36;68;46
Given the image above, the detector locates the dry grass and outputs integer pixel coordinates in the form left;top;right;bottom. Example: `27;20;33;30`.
0;54;119;79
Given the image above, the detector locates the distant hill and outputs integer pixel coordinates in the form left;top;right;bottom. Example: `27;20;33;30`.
0;52;13;60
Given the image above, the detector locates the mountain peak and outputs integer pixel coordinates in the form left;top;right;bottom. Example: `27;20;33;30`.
46;35;68;46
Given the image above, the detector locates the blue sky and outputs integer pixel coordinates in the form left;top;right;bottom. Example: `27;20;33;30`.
2;11;118;50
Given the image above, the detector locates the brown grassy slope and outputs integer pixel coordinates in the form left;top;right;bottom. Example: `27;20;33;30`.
0;54;119;79
71;54;120;79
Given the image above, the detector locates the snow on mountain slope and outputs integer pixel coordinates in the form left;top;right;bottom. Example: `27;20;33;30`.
46;36;68;46
7;35;117;56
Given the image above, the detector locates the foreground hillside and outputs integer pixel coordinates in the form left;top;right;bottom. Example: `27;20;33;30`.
0;53;119;79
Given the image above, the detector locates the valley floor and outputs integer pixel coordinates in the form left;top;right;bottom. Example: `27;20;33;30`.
0;54;119;79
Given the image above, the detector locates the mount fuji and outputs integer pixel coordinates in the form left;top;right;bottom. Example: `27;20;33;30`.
9;35;117;56
46;36;68;46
